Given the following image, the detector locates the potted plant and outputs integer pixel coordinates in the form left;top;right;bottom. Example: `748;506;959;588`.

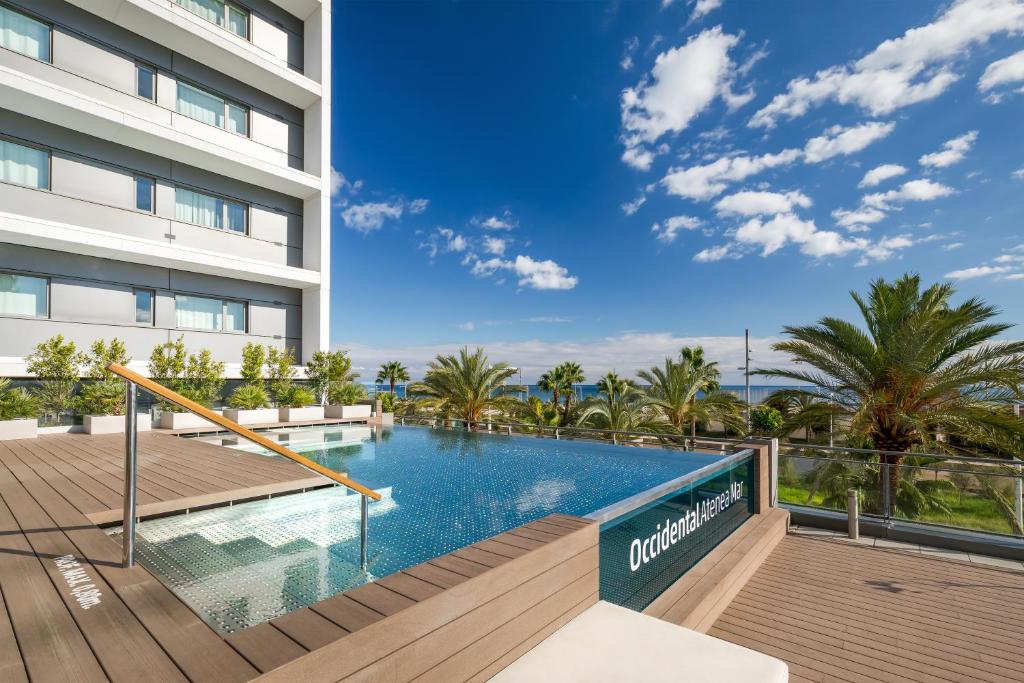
24;334;82;427
151;340;225;429
325;381;371;419
78;339;152;434
223;384;277;425
0;378;39;440
278;385;323;422
377;391;396;426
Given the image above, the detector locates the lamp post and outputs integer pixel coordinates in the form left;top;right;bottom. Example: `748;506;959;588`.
737;328;752;433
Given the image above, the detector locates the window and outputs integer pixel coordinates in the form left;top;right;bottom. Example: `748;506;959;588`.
134;289;154;324
176;82;248;136
175;294;245;332
174;187;247;233
0;5;51;61
175;0;248;39
136;64;155;100
0;138;49;189
0;272;47;318
134;176;154;212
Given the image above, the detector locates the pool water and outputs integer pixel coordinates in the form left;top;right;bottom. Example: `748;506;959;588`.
120;425;724;633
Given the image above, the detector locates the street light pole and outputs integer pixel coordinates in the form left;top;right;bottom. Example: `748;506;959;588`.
737;329;751;433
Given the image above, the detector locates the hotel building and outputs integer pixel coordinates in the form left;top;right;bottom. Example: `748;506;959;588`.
0;0;331;376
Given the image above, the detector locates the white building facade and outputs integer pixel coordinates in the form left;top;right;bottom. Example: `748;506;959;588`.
0;0;331;377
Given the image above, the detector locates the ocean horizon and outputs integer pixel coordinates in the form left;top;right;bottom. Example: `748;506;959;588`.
367;383;801;405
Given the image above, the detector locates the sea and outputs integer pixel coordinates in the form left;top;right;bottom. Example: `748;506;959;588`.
368;384;798;405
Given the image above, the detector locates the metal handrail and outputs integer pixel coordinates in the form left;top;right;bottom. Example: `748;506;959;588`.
107;362;379;569
779;441;1022;465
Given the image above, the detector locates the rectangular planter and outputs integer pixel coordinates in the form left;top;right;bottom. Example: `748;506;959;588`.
325;404;372;419
379;412;394;426
159;411;222;430
223;408;280;425
279;406;325;422
84;414;152;435
0;418;38;440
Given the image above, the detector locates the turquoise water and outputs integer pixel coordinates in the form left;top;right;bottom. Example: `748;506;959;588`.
123;425;724;633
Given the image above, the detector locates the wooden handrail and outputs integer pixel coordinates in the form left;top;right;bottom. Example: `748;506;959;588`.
105;362;381;501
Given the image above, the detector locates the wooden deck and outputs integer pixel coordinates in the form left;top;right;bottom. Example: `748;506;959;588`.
709;533;1024;683
0;431;335;682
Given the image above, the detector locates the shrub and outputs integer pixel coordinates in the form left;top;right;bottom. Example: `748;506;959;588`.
328;382;367;406
229;384;269;410
240;342;266;389
305;349;357;405
83;338;130;380
0;379;38;420
279;385;315;408
378;392;396;413
751;405;784;436
75;381;126;416
181;349;225;409
148;337;187;396
267;346;297;405
25;335;83;422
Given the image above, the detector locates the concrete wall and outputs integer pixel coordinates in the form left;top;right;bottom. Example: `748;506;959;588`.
0;110;303;267
0;245;302;366
3;0;305;168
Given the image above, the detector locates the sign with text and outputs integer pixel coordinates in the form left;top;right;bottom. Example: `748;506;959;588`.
598;455;754;611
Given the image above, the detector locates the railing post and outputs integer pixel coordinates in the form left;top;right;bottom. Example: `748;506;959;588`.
122;381;138;568
360;494;368;571
847;488;859;540
881;461;892;524
1014;464;1023;535
555;428;559;440
507;425;512;436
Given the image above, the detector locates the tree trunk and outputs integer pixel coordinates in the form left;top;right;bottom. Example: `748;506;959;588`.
390;379;395;395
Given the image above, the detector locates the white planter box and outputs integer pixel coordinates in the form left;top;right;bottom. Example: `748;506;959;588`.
84;414;152;435
159;411;222;430
223;408;280;425
0;418;38;440
279;406;324;422
380;412;394;426
325;404;372;419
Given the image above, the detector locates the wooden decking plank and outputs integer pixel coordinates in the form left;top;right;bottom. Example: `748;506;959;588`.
0;439;111;515
451;545;512;568
143;434;317;482
502;526;562;544
63;436;208;500
523;519;576;536
269;609;348;650
309;594;386;633
0;570;28;683
401;562;471;590
489;530;544;551
224;623;308;673
428;554;492;578
29;436;159;506
471;538;530;559
344;581;418;616
376;572;446;602
3;439;123;512
0;490;108;682
0;456;187;682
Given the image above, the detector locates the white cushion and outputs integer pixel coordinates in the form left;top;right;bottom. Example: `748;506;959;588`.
491;601;788;683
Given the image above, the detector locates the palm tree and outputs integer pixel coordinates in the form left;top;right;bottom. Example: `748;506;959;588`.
514;395;561;431
577;372;667;439
765;390;829;441
757;274;1024;503
376;361;410;395
680;345;722;392
638;357;744;437
537;368;564;412
555;361;585;419
407;347;522;423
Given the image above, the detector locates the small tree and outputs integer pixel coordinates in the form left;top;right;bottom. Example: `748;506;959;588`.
149;337;188;394
750;405;784;436
328;382;368;406
239;342;266;389
181;349;225;408
376;361;410;395
25;335;83;423
267;346;297;406
307;349;358;405
76;339;132;416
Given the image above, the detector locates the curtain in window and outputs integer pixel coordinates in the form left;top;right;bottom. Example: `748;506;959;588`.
176;295;222;330
226;102;247;136
224;301;245;332
177;82;224;128
227;5;247;38
175;188;222;229
224;201;245;233
0;139;49;189
0;273;46;317
177;0;224;26
0;6;51;61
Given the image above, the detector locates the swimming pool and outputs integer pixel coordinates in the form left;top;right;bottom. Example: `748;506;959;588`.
117;425;732;633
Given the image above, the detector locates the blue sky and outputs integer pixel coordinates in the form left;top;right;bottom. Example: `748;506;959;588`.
329;0;1024;383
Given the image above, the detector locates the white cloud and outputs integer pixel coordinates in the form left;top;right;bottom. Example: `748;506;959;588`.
475;210;517;230
859;163;908;188
438;228;466;252
340;201;404;234
735;213;819;256
862;179;954;209
1012;168;1024;180
942;242;965;250
470;255;578;290
482;236;507;256
408;198;430;214
651;215;702;243
803;121;895;163
945;265;1012;279
329;166;346;196
338;332;795;385
832;206;888;232
855;234;914;265
661;148;801;200
979;49;1024;91
749;0;1024;128
621;27;745;169
621;195;647;215
714;190;812;216
621;36;639;71
693;243;738;262
919;131;978;168
456;321;475;332
690;0;724;21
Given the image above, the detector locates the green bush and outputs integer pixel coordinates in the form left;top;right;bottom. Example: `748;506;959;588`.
378;392;396;413
75;381;126;416
25;335;83;421
149;337;187;398
182;349;225;408
267;346;297;405
751;405;784;435
83;338;130;380
328;382;367;406
0;379;38;420
305;349;358;404
279;385;315;408
229;384;270;410
240;342;266;389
